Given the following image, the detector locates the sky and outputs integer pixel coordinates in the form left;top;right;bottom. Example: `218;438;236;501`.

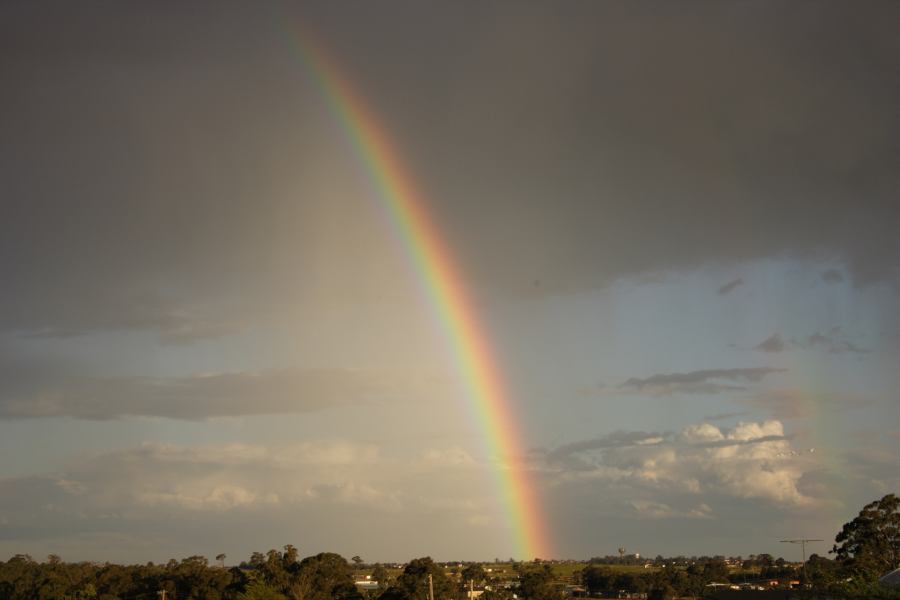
1;1;899;564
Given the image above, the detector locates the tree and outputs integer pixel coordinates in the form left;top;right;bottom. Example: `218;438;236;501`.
283;546;300;570
581;565;613;597
238;580;288;600
833;493;900;580
288;552;362;600
396;558;455;600
460;564;485;585
371;565;391;591
805;554;840;591
378;587;410;600
352;557;364;568
517;565;559;600
647;584;675;600
479;590;513;600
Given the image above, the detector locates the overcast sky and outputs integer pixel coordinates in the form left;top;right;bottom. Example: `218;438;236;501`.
1;1;899;564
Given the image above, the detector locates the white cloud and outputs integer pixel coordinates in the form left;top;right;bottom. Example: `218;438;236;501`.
0;438;506;560
548;420;815;508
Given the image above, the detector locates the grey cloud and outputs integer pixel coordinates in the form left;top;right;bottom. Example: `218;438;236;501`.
0;367;441;420
20;292;245;344
546;430;666;469
755;334;787;353
618;367;785;395
754;327;868;355
821;269;845;284
807;327;869;354
717;278;744;295
691;434;790;448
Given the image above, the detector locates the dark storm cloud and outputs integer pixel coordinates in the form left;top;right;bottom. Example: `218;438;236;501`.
1;2;899;338
618;367;785;395
0;2;334;338
413;2;900;292
717;278;744;295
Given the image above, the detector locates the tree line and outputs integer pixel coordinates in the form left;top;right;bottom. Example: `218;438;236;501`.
1;493;897;600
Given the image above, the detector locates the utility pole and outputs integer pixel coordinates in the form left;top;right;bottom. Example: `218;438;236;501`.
428;573;435;600
157;590;167;600
780;539;823;585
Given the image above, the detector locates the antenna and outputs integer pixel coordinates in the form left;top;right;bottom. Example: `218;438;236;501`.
780;538;823;584
779;539;823;563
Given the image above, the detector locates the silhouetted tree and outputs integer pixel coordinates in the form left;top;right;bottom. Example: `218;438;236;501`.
833;493;900;580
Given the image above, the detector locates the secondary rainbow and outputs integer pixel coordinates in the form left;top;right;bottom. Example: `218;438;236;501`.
288;31;552;559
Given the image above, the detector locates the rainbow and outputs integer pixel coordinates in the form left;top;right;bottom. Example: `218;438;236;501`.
289;31;552;559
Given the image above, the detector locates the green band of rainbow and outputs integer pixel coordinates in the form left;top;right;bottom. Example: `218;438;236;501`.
288;31;551;559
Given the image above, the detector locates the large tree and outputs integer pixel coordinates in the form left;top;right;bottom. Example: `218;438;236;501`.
517;565;560;600
460;564;486;586
832;493;900;579
290;552;362;600
395;558;455;600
